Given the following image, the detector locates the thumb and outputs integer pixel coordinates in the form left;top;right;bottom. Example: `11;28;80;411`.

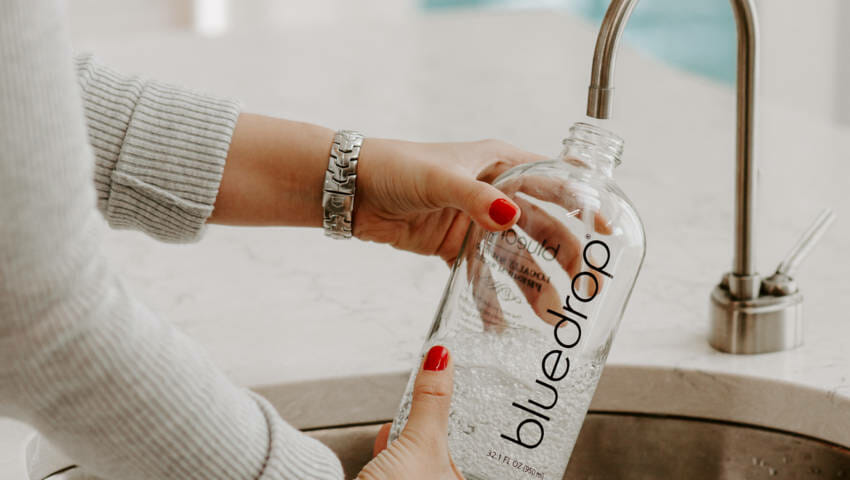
435;174;520;232
402;345;454;448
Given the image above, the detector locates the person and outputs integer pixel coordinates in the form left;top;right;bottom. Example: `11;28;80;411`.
1;1;545;478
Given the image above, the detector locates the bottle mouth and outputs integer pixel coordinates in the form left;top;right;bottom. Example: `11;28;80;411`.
562;122;624;167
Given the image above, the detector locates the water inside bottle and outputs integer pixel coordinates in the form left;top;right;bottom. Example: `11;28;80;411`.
391;323;605;479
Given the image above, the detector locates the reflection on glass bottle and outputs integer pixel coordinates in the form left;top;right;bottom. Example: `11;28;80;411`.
390;122;646;480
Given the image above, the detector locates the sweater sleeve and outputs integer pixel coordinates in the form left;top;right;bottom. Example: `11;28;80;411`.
0;2;342;479
74;53;238;243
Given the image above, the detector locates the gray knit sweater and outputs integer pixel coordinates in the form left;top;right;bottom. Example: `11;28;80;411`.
0;1;343;479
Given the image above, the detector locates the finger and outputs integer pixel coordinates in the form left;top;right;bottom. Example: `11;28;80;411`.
513;176;613;234
372;423;392;458
516;192;611;294
513;195;608;295
466;250;508;332
430;173;521;232
403;345;454;450
489;232;564;325
513;197;584;278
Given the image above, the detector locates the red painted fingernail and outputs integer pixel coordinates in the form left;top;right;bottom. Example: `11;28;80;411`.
489;198;518;225
423;345;449;371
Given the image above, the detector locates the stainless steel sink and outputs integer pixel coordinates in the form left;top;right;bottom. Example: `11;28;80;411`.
307;412;850;479
33;411;850;479
31;367;850;480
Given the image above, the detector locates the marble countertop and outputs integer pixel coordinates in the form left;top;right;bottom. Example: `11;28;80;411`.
4;8;850;479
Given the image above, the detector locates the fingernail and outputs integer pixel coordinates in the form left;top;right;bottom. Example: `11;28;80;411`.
489;198;518;225
423;345;449;371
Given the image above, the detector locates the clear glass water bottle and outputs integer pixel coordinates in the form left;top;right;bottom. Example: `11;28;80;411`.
390;122;646;480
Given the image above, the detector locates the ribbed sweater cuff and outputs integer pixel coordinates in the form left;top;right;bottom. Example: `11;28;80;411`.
251;394;344;480
75;54;240;243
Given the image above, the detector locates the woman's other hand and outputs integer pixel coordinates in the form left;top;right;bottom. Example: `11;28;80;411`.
357;345;463;480
356;139;546;265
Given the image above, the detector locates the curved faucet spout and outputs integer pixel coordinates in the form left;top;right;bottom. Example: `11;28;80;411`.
586;0;760;297
586;0;639;119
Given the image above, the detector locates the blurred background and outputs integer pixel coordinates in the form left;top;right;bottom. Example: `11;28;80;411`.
67;0;850;124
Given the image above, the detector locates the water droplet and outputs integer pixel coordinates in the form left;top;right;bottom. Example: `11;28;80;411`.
752;457;759;466
769;467;777;476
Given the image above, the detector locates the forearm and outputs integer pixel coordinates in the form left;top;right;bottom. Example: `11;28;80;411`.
209;113;334;227
75;56;348;231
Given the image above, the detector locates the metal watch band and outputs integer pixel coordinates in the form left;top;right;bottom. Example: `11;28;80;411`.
322;130;364;239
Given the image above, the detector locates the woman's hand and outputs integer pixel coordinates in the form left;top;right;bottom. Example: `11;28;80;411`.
355;139;546;265
358;345;463;480
210;114;544;264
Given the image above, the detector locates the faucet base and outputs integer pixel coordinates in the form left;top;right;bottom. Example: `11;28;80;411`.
709;284;803;354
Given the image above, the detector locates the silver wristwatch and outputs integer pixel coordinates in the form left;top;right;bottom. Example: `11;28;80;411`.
322;130;364;239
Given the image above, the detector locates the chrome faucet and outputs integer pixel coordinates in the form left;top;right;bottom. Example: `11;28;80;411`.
586;0;835;354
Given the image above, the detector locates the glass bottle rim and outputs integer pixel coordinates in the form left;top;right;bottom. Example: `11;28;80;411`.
562;122;624;167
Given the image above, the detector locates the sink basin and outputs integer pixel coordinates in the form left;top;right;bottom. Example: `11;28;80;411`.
29;367;850;480
307;412;850;479
29;410;850;480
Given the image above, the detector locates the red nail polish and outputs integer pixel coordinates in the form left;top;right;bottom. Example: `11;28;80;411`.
489;198;518;225
423;345;449;371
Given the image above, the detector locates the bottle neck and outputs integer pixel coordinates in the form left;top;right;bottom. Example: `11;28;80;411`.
558;122;623;177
